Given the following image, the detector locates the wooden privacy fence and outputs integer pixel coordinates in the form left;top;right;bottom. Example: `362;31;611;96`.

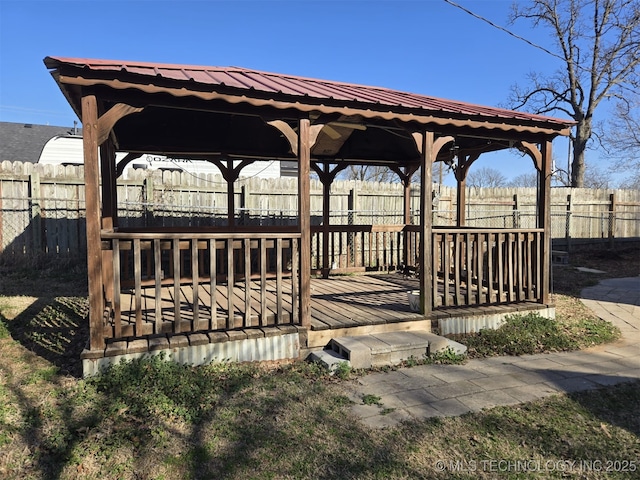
101;230;300;343
1;161;639;265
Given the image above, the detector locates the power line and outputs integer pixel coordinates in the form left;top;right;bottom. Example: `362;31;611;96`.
442;0;637;95
442;0;566;63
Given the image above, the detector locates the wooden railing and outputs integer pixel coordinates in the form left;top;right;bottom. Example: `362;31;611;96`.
310;225;420;273
432;228;544;308
100;230;300;342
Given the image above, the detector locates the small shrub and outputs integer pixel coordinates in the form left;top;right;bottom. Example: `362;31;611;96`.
362;394;382;406
426;347;467;365
462;313;579;357
334;361;351;380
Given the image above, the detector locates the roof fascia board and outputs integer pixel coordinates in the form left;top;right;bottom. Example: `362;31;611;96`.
55;74;572;138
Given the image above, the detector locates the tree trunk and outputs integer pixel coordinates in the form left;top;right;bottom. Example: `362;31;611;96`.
571;119;591;187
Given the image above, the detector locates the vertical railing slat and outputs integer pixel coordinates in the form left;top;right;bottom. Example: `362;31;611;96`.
173;238;181;332
507;233;515;303
497;233;504;303
487;233;494;304
226;239;234;329
154;238;162;334
477;233;484;305
526;233;534;300
536;232;542;302
292;238;299;324
113;239;121;339
133;238;142;334
276;237;283;323
209;239;217;330
465;233;473;306
192;238;199;331
244;238;251;327
260;238;267;325
516;232;524;302
454;233;461;305
432;233;439;309
443;233;451;306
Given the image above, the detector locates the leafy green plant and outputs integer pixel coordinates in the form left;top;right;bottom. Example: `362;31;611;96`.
362;394;382;406
405;355;419;367
334;361;351;379
426;347;467;365
458;312;619;357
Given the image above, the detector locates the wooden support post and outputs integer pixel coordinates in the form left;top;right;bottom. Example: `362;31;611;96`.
227;158;235;227
539;140;552;305
322;164;331;278
420;132;434;314
456;177;466;227
403;173;412;266
298;118;311;327
82;93;105;352
100;139;116;305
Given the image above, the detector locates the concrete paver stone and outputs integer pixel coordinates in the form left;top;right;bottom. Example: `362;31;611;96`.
342;276;640;428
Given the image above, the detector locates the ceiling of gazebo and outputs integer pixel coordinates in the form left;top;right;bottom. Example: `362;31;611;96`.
44;56;574;166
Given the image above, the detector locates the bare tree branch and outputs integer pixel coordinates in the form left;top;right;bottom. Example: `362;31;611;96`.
508;0;640;187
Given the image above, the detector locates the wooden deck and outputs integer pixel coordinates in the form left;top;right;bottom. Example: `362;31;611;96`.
113;273;423;337
111;271;547;341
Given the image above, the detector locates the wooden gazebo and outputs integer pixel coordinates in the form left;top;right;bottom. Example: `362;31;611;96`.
44;57;573;375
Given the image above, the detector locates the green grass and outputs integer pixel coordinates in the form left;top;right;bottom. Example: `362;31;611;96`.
1;351;638;480
454;312;620;358
0;252;636;479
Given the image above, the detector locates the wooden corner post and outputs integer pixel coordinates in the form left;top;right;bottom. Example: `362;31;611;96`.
298;118;311;327
82;93;105;351
420;132;434;314
540;140;552;305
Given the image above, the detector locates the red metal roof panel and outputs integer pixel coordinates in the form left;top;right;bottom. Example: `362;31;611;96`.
44;56;573;127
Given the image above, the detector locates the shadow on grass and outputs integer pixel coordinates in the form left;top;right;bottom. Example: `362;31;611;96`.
2;296;88;378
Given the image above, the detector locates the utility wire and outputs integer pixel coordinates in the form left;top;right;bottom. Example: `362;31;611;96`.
442;0;566;63
442;0;636;95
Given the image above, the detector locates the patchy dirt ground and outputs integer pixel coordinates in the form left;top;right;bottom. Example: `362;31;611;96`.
552;245;640;296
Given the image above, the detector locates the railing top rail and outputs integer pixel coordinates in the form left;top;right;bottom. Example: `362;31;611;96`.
310;224;407;233
102;230;301;240
433;227;544;234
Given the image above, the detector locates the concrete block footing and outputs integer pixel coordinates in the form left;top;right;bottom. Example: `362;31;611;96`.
308;349;351;374
319;331;467;370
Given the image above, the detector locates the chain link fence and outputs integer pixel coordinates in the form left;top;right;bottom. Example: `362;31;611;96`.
1;169;638;266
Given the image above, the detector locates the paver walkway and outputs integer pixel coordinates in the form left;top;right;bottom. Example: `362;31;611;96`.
343;276;640;428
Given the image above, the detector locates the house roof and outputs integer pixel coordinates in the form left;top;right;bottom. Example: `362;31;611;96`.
0;121;81;163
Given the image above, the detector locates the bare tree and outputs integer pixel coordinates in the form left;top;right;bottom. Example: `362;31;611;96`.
342;165;396;183
466;167;508;188
508;0;640;187
508;172;539;187
343;163;448;185
553;161;613;187
603;95;640;188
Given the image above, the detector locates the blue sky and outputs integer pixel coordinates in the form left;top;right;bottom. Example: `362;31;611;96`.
0;0;587;183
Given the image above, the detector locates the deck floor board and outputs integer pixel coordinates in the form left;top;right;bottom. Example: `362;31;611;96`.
113;272;526;335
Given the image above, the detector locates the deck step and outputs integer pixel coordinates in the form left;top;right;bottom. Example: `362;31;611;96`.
308;349;352;373
324;331;467;370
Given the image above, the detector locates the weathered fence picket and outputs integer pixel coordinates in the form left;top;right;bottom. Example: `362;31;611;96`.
0;161;638;265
